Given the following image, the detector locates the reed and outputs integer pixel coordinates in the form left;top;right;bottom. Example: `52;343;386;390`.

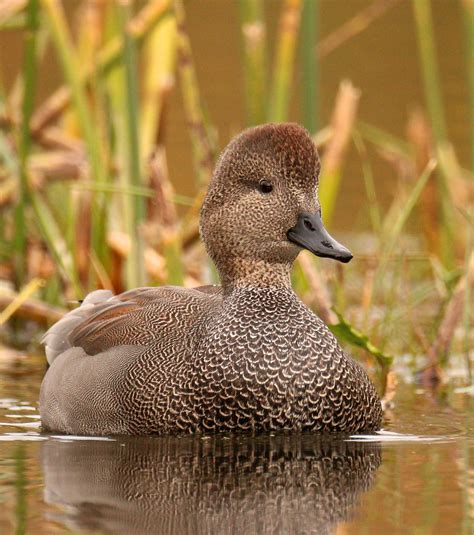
41;0;108;268
412;0;454;267
174;0;215;186
300;0;318;133
141;11;176;159
353;132;382;236
268;0;302;122
463;0;474;170
31;1;171;135
318;80;360;226
0;277;44;325
118;0;146;288
14;0;38;286
239;0;267;126
0;1;471;388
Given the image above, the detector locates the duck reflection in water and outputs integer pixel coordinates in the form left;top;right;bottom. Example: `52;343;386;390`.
42;433;381;535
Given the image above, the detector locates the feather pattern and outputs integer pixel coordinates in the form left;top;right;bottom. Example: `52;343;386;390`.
40;123;382;435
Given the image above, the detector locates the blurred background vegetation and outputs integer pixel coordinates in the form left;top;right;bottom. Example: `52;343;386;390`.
0;0;472;393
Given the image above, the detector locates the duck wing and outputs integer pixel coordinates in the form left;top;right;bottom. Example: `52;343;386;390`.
42;286;222;364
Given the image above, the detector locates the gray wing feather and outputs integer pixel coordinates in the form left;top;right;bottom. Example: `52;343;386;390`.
42;286;222;364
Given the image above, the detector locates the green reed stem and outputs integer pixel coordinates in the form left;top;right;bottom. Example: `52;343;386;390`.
118;1;146;287
121;7;144;198
41;0;108;264
14;0;38;287
387;160;437;254
357;120;412;156
300;0;318;133
268;0;302;122
353;131;382;235
32;193;80;293
412;0;447;142
162;232;184;285
32;1;171;134
462;0;474;170
412;0;454;267
374;159;437;291
239;0;267;125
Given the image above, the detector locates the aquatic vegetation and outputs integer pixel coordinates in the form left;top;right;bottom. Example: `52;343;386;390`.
0;0;472;396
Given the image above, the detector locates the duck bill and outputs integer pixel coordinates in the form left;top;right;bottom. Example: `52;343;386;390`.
286;212;353;263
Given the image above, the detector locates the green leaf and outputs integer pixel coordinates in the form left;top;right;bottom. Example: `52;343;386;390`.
328;310;393;368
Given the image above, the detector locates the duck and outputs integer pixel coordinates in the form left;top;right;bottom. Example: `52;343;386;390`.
40;123;383;436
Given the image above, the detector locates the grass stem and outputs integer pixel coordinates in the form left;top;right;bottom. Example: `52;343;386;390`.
462;0;474;170
268;0;302;122
300;0;318;133
14;0;38;287
118;0;146;287
239;0;267;125
41;0;109;265
174;0;215;185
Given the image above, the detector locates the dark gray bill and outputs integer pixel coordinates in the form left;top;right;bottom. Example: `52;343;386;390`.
287;212;353;263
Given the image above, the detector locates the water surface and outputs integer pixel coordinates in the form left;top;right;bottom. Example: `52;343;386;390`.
0;358;472;534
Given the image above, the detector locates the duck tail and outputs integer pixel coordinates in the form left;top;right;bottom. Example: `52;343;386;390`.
42;290;114;365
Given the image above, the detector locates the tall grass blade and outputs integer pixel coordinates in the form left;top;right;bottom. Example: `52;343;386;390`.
14;0;38;287
31;0;171;135
316;0;402;58
239;0;267;125
353;131;382;235
357;120;411;157
462;0;474;170
118;0;146;287
174;0;215;185
412;0;454;266
319;80;360;226
141;11;177;160
300;0;318;133
70;1;107;288
268;0;302;122
41;0;109;264
0;277;44;325
30;193;80;293
412;0;447;142
148;148;185;285
375;159;437;284
406;107;440;256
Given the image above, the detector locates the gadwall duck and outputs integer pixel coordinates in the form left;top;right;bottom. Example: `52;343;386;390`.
40;123;382;436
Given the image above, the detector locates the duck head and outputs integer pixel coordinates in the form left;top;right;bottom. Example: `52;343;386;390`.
200;123;352;288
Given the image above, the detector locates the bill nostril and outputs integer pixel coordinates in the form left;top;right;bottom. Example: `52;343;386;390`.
321;240;333;249
303;218;315;231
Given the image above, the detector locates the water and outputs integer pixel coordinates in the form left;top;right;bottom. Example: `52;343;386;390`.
0;357;473;535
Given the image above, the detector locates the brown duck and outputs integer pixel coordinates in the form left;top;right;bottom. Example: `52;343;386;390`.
40;123;382;435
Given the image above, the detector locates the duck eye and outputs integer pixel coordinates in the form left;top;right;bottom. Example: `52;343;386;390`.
258;180;273;194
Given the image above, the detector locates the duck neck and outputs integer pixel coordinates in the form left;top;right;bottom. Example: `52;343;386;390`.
217;257;293;295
